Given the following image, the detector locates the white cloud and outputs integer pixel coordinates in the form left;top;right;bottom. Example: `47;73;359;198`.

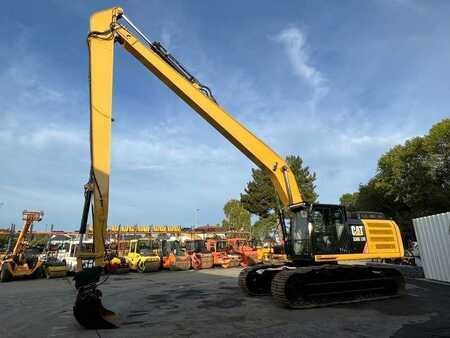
340;134;410;147
6;66;64;104
0;122;85;149
26;127;85;148
112;124;237;171
275;26;329;104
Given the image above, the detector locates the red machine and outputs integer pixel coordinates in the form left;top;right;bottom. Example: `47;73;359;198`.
161;240;190;271
227;238;259;267
184;240;213;270
206;239;240;268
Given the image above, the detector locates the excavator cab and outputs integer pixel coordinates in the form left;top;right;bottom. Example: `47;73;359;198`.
287;204;347;261
288;203;403;262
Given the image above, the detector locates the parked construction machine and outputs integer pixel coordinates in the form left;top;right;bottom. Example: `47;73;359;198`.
161;239;190;271
73;7;405;329
184;239;214;270
228;237;259;267
125;238;161;272
104;252;130;274
39;237;68;279
1;211;44;282
255;240;288;265
104;226;130;274
206;238;240;268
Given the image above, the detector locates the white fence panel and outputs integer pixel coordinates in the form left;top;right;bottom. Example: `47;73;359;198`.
413;212;450;282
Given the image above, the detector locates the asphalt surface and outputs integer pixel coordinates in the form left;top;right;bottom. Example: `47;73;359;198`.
0;267;449;338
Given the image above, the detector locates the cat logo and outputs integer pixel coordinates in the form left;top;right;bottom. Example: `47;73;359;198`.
351;225;366;242
351;225;364;236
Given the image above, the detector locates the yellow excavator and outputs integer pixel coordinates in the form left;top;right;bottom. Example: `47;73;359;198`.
73;7;405;329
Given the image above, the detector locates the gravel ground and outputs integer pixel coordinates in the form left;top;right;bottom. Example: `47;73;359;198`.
0;267;448;338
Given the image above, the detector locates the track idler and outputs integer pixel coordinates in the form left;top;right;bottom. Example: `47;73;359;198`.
73;267;119;329
239;264;282;296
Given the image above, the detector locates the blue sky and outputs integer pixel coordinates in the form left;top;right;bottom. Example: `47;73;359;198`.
0;1;449;231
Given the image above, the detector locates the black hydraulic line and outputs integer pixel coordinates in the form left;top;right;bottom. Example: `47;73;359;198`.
149;41;217;102
117;16;217;103
79;186;93;235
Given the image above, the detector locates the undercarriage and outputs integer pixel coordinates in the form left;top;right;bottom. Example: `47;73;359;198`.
239;263;404;308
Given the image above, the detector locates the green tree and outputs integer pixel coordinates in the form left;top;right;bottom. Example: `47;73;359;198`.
222;199;251;231
0;234;9;249
339;192;359;211
240;168;276;218
340;119;450;235
286;155;318;203
252;214;278;241
29;235;50;247
425;119;450;203
240;155;317;218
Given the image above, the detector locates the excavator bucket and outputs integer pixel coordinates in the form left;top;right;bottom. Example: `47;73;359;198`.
73;267;119;329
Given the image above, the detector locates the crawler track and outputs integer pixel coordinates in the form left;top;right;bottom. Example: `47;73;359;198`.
239;264;281;296
271;265;405;309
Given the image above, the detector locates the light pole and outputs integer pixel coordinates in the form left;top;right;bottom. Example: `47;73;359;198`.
194;208;200;228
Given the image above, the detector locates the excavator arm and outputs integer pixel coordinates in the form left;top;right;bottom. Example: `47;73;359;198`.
81;7;303;265
74;7;304;329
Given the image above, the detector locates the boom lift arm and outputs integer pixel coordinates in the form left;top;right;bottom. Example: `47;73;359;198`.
12;211;43;257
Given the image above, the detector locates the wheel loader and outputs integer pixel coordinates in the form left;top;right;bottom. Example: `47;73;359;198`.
72;7;405;329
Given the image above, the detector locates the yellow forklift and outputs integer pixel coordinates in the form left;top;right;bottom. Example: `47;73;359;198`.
1;211;45;282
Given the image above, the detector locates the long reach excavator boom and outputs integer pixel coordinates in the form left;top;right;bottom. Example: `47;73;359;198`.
74;7;405;329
